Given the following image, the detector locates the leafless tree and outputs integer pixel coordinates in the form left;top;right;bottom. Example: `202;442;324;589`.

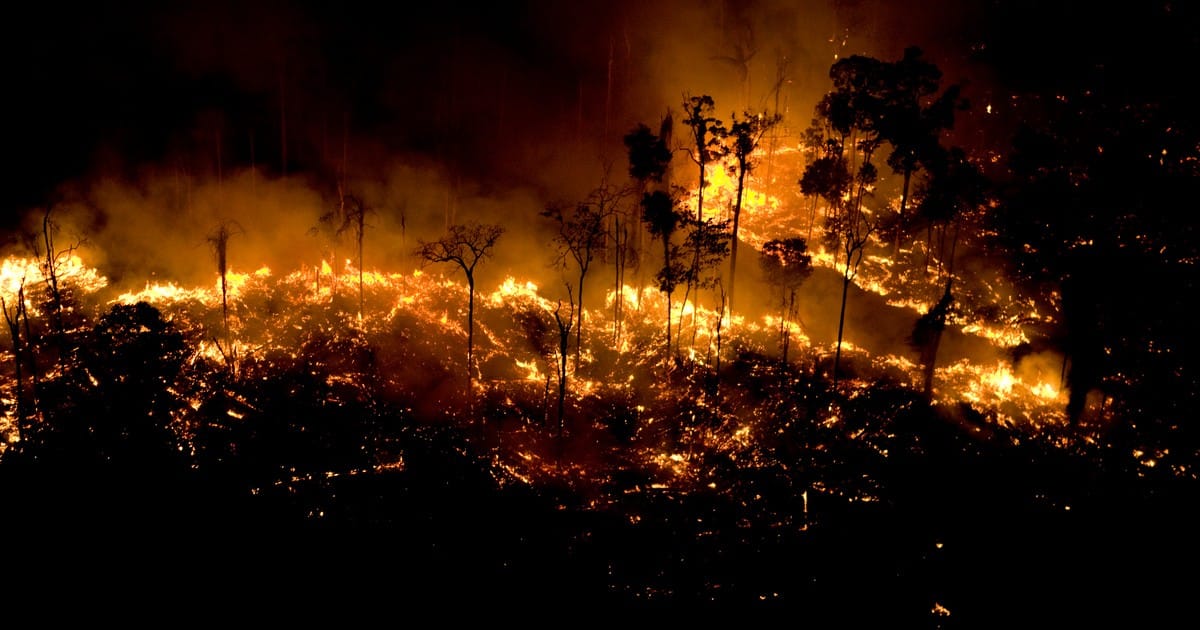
416;222;504;391
207;220;244;369
552;287;575;438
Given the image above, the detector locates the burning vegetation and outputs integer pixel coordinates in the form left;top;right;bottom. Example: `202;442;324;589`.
2;0;1198;622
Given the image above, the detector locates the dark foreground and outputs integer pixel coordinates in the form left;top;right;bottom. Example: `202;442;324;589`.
2;418;1194;627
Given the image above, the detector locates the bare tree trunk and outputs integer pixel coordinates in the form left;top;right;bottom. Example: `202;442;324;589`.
357;210;365;319
42;210;64;340
713;280;726;400
2;291;24;438
784;290;795;366
728;165;747;314
808;196;818;243
467;275;476;394
575;271;585;371
553;296;573;438
833;272;850;388
613;217;625;347
893;168;912;258
665;290;673;363
21;296;38;409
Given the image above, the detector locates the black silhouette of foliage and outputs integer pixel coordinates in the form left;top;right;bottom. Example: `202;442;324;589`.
19;301;188;470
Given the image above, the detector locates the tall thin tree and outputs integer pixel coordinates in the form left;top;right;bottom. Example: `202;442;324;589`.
725;110;781;314
416;222;504;394
759;238;814;366
207;221;243;368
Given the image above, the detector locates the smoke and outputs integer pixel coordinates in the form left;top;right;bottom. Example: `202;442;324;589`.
2;0;1007;335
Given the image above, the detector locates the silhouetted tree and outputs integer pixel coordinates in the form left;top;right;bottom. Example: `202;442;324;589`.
552;289;574;437
725;110;782;314
909;285;954;399
804;54;886;386
2;278;30;439
324;186;369;314
517;307;555;426
682;94;727;222
312;186;348;299
26;207;84;355
207;220;243;368
679;215;732;353
763;53;791;184
610;207;636;348
624;122;672;185
759;238;814;365
623;116;674;332
416;222;504;392
641;190;684;359
542;181;625;370
335;191;372;319
914;146;989;279
878;46;966;255
799;129;851;242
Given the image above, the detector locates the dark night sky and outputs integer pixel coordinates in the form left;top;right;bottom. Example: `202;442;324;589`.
2;0;1195;233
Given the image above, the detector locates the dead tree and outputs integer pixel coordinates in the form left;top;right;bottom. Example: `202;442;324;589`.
2;279;30;438
759;238;814;366
416;222;504;394
552;287;575;438
207;221;243;368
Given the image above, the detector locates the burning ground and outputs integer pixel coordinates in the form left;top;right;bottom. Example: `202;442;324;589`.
0;151;1194;621
2;0;1199;622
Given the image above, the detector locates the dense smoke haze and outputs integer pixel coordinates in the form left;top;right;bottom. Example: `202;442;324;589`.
5;0;1190;280
3;0;983;238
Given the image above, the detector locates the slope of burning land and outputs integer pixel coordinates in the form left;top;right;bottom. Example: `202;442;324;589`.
1;247;1193;620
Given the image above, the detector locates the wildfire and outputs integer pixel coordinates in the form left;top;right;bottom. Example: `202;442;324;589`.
937;359;1067;426
1;217;1083;496
1;254;108;308
489;277;547;308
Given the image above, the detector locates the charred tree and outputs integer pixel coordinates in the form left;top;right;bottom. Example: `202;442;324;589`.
682;95;726;223
725;110;781;315
624;117;675;302
679;215;732;354
542;181;624;371
759;238;813;366
878;46;966;257
328;189;372;319
804;54;888;387
31;207;84;349
2;280;29;439
552;289;575;438
910;284;954;399
416;222;504;395
207;221;243;369
641;190;683;362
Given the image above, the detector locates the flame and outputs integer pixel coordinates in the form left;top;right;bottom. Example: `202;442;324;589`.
489;276;546;307
1;255;108;307
937;359;1067;426
0;235;1088;493
514;358;543;382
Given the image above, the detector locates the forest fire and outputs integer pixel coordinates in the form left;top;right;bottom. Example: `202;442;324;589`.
2;0;1197;622
0;228;1072;468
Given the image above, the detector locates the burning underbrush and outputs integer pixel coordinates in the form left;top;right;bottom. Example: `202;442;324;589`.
0;248;1193;615
0;252;1143;500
